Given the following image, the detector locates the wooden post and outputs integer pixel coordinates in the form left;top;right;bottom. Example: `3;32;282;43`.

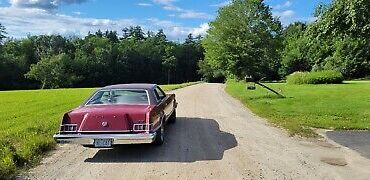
245;75;285;98
254;81;285;98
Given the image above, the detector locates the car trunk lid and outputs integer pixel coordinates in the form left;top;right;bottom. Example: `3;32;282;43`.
66;105;151;133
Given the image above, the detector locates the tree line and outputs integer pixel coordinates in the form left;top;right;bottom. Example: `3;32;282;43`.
200;0;370;82
0;26;204;90
1;0;369;90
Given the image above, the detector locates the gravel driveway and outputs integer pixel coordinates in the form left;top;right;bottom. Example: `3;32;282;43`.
25;83;370;180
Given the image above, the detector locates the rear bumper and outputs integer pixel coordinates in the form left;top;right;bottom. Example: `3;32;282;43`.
53;133;156;145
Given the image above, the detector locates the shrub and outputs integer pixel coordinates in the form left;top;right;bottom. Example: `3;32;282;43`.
287;70;344;84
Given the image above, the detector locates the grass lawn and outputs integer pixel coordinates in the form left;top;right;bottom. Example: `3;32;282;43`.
225;80;370;137
0;82;200;178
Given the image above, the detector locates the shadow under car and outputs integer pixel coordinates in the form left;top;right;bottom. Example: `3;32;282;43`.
84;117;237;163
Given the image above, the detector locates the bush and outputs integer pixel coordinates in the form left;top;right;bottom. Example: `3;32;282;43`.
287;70;344;84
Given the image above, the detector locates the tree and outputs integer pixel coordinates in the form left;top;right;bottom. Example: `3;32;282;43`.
280;22;311;76
104;30;119;43
1;25;203;90
201;0;282;80
162;46;177;84
122;26;145;41
179;34;204;82
304;0;370;78
0;23;6;44
185;34;195;44
25;54;82;89
313;0;370;39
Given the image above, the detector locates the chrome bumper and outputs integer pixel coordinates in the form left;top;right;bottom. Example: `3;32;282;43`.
53;133;156;145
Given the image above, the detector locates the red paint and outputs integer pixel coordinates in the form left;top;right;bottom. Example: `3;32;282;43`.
63;105;153;132
58;84;176;134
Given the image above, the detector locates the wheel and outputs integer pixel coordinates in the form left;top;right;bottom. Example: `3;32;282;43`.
168;109;176;124
153;119;165;145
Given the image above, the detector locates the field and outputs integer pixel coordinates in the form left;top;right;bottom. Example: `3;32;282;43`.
0;82;199;178
225;80;370;137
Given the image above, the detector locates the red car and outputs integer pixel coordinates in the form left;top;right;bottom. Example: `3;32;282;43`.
53;84;177;147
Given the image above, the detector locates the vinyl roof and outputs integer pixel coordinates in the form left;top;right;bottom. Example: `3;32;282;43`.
101;84;157;90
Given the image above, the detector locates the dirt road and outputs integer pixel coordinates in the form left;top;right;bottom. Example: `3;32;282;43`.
26;83;370;180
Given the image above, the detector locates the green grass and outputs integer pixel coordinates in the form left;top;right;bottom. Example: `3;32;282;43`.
225;79;370;137
0;82;200;179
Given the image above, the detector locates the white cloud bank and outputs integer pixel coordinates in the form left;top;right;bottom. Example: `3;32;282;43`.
0;0;226;39
10;0;87;10
272;1;292;10
210;1;230;7
0;5;209;40
152;0;212;19
137;3;153;7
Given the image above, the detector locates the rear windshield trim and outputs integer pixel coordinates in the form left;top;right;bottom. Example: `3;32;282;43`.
84;89;151;106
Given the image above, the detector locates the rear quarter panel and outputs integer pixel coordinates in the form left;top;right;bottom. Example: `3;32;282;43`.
150;93;176;131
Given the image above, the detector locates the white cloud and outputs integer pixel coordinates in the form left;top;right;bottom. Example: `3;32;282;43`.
152;0;211;19
147;18;178;28
162;5;182;12
137;3;153;7
191;23;209;36
10;0;87;10
0;6;207;40
146;18;209;38
210;1;230;7
273;10;295;18
152;0;176;6
272;1;292;10
0;6;136;38
153;0;182;12
273;10;315;26
146;18;187;39
179;11;211;19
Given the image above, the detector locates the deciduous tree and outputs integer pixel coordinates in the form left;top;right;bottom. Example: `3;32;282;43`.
202;0;282;80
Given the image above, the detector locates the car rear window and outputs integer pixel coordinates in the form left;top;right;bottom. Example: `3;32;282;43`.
86;89;149;105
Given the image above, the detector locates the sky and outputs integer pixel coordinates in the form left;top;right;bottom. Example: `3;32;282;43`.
0;0;331;41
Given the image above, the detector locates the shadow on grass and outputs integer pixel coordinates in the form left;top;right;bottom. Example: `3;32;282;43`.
84;117;237;163
247;95;292;100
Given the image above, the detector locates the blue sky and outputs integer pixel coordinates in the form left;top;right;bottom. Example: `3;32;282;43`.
0;0;330;40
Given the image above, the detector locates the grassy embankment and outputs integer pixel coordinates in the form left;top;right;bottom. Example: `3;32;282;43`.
0;82;200;178
225;80;370;137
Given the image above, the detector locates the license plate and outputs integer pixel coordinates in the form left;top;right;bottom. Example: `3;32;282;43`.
94;139;113;148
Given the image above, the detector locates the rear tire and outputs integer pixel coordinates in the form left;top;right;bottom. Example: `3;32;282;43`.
153;119;165;145
168;110;176;124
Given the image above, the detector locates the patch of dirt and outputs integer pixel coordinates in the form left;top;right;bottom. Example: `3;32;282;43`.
321;157;348;166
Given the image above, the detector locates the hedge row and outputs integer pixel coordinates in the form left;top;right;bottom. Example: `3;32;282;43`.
287;70;344;84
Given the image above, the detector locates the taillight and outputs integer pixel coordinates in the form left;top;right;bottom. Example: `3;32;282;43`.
59;113;77;132
133;109;152;132
60;124;77;132
133;124;152;132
